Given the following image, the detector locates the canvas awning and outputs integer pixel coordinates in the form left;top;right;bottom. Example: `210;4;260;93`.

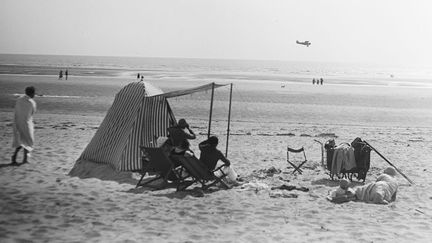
151;83;228;98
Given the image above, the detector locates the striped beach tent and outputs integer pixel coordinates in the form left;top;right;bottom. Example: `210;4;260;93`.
70;81;227;175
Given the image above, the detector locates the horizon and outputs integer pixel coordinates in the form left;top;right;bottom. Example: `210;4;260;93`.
0;53;427;69
1;0;432;68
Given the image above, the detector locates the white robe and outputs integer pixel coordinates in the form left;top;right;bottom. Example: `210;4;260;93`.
12;95;36;151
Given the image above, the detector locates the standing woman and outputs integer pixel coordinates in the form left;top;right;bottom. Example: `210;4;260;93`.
11;86;37;165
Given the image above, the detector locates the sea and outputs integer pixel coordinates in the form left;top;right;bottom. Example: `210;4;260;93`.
1;53;432;86
1;54;432;131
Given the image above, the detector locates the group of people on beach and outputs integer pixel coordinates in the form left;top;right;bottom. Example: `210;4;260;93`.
162;118;239;185
9;86;400;205
8;85;238;184
59;69;68;80
137;73;144;81
313;78;324;85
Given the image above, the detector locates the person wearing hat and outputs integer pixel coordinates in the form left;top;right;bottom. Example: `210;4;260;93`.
168;118;196;151
11;86;37;165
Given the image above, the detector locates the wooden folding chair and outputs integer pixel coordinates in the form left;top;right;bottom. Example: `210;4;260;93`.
171;154;230;191
287;146;308;174
136;146;179;189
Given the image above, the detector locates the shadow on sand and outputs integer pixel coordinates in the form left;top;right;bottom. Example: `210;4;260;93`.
0;162;28;168
311;177;365;187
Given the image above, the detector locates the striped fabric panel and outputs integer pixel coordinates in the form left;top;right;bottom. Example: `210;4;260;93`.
79;82;146;169
118;97;149;171
119;95;177;171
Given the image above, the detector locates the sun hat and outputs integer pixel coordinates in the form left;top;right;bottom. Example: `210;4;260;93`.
339;179;349;189
383;167;396;177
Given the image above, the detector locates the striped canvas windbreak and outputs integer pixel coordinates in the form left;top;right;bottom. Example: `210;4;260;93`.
119;95;175;171
78;82;176;171
76;81;228;173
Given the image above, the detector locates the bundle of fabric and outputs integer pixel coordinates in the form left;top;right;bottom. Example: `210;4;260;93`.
355;167;398;204
330;143;356;177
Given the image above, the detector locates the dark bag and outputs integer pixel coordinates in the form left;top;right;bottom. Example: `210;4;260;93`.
324;139;336;171
351;137;371;181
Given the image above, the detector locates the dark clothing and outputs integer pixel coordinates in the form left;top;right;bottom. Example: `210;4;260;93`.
169;148;195;168
168;127;195;147
199;141;230;170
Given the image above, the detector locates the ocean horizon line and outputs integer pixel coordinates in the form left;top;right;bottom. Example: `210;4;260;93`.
0;52;419;68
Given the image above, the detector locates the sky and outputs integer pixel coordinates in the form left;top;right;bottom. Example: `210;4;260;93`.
1;0;432;66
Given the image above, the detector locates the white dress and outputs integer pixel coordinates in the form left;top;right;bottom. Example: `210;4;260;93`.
12;95;37;151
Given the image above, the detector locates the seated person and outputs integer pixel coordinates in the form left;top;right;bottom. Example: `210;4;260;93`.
171;140;194;157
328;179;355;203
199;136;239;185
199;136;230;170
354;167;398;204
156;136;172;156
168;119;196;149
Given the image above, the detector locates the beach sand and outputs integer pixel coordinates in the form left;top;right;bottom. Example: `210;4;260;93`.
1;75;432;242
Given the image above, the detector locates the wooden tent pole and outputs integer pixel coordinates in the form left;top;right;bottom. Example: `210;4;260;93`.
225;83;233;157
207;82;215;138
364;140;414;185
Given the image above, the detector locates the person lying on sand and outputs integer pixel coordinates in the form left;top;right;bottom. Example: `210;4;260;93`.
354;167;398;204
333;179;355;197
327;179;356;203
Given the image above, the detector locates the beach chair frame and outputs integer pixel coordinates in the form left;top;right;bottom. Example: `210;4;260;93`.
287;146;308;174
136;146;180;189
171;154;230;191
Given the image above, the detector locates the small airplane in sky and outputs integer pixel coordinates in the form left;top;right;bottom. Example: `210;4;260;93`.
296;40;311;47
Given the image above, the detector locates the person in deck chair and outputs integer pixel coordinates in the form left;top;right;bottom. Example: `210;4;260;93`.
168;118;196;150
199;136;239;185
171;140;194;158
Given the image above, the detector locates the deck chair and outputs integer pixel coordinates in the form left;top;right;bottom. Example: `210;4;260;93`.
136;146;179;189
171;154;230;191
287;146;308;174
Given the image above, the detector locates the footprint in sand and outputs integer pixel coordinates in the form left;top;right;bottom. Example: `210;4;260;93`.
84;231;101;238
44;215;58;220
67;218;85;223
91;221;105;226
15;237;37;243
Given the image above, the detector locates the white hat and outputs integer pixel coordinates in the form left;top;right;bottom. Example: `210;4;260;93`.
384;167;396;177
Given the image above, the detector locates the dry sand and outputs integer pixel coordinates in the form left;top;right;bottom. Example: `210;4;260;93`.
1;76;432;242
